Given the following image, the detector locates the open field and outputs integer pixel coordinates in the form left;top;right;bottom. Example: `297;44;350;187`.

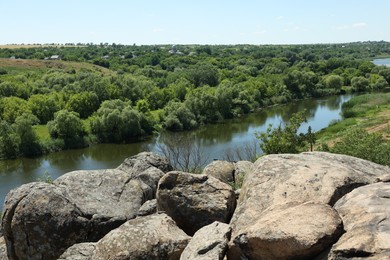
0;44;84;49
0;58;113;75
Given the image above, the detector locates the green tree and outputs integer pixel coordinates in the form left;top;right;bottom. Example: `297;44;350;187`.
66;91;100;118
13;113;42;156
0;97;32;123
27;94;59;124
256;111;309;154
325;75;344;90
90;99;154;143
0;120;20;159
351;76;369;92
47;110;86;149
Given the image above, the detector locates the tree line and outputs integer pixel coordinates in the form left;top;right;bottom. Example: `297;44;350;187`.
0;42;390;159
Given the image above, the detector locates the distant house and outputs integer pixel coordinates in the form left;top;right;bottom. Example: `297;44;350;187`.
49;55;61;60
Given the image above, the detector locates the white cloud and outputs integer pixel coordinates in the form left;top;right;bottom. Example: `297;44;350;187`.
276;16;284;20
352;22;368;28
336;25;349;30
254;30;267;35
152;28;165;33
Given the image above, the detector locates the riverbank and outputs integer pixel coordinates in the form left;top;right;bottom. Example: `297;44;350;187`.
316;92;390;165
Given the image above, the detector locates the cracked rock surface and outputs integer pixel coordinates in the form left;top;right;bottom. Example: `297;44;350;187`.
157;171;236;236
329;182;390;259
1;152;172;260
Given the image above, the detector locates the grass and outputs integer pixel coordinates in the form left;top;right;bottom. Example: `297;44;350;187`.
33;125;50;141
317;92;390;147
0;58;113;75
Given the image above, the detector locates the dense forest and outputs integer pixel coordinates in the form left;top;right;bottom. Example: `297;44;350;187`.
0;42;390;159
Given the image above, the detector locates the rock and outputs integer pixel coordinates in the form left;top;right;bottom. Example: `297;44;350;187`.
53;152;171;240
116;151;173;175
157;171;236;236
329;182;390;259
229;152;389;259
0;236;8;260
58;243;96;260
1;182;90;260
180;221;231;260
228;202;344;259
93;213;190;260
203;160;235;184
233;160;253;180
137;198;157;217
1;152;172;260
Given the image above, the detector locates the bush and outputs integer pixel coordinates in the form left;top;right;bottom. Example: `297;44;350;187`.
329;129;390;166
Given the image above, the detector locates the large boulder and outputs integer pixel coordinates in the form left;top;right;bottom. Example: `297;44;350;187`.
329;182;390;259
0;236;7;260
157;171;236;236
1;152;172;260
93;213;190;260
180;221;231;260
202;160;235;184
229;152;390;259
58;243;96;260
228;202;343;259
137;198;157;217
1;182;90;260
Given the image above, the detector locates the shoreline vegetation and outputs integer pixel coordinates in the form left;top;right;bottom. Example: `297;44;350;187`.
1;42;390;162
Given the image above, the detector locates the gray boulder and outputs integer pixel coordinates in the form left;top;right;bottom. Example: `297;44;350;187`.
1;182;90;260
92;213;190;260
180;221;231;260
157;171;236;236
229;152;389;259
202;160;235;184
233;161;253;182
228;202;343;259
1;152;172;260
137;198;157;217
0;236;8;260
329;182;390;259
58;243;96;260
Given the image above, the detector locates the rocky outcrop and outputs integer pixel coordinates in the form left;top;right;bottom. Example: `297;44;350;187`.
58;243;96;260
93;213;190;260
329;182;390;259
233;160;253;182
229;152;390;259
1;182;90;260
1;151;390;260
157;171;236;236
137;198;157;217
180;221;231;260
202;160;235;184
228;202;343;259
1;152;172;260
202;160;253;188
0;236;7;260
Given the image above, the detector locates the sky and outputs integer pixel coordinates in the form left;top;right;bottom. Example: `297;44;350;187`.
0;0;389;45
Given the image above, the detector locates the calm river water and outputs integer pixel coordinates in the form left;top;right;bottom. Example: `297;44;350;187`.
0;94;352;208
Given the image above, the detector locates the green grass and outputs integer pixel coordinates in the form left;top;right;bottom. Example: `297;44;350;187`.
317;92;390;146
33;125;50;140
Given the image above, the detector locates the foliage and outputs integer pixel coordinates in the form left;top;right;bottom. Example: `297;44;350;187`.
324;129;390;166
0;42;390;159
90;99;154;143
47;110;86;149
256;111;312;154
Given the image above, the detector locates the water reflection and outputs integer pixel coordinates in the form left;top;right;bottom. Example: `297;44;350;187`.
0;94;352;208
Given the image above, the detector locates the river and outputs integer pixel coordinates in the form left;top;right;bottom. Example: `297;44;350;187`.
0;94;352;208
372;58;390;67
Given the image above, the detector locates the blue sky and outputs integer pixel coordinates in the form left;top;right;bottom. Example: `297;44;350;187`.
0;0;389;45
